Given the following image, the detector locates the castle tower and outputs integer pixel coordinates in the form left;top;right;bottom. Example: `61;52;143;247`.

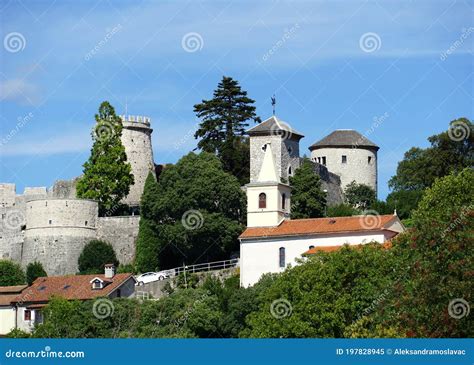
309;130;379;193
22;198;98;275
248;116;304;184
246;143;291;228
119;115;155;207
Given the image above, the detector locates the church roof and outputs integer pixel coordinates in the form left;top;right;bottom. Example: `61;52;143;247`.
239;214;399;239
303;241;392;255
247;116;304;140
309;130;379;150
257;143;278;182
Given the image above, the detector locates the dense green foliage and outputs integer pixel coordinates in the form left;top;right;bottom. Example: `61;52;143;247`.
289;159;326;219
26;261;47;285
326;203;359;217
194;76;260;184
344;181;376;209
78;240;119;274
140;152;246;270
76;101;134;216
387;118;473;218
0;260;26;286
135;173;161;272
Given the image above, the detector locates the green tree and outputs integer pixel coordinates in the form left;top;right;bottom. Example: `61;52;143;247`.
0;260;26;286
289;159;327;219
326;203;359;217
76;101;134;216
194;76;260;184
26;261;47;285
387;118;473;218
135;173;161;273
244;244;397;338
78;240;119;274
142;152;245;269
344;181;376;209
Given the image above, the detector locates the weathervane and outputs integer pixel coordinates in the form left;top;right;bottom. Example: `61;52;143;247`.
271;94;276;116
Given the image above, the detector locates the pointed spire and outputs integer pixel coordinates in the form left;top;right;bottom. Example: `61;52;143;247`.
258;143;278;182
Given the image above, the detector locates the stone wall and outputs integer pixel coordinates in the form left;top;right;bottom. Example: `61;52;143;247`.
310;146;378;193
121;118;155;207
309;161;344;206
97;215;140;265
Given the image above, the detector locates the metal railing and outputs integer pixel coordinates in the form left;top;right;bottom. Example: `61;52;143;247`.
172;258;239;276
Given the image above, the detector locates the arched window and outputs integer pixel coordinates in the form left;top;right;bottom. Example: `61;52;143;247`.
282;193;286;210
279;247;286;268
288;166;292;176
309;245;315;249
259;193;267;209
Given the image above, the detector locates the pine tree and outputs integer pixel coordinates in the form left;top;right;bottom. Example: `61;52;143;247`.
135;172;160;272
76;101;134;216
194;76;260;184
289;159;327;219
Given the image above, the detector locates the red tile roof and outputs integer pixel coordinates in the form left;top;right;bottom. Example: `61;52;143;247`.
0;285;27;306
303;241;392;255
240;215;398;239
12;273;135;305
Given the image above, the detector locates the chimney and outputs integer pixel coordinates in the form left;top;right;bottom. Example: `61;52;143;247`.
104;264;115;279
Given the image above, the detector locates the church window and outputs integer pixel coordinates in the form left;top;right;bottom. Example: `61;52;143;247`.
309;245;315;249
368;156;372;164
282;193;286;210
279;247;286;268
342;155;347;164
259;193;267;209
288;166;292;176
287;146;293;154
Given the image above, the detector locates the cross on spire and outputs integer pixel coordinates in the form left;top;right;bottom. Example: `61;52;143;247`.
271;94;276;116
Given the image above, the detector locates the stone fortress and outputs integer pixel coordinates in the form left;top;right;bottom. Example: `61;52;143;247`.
0;113;378;276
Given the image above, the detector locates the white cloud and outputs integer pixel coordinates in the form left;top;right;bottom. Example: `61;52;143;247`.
0;78;39;105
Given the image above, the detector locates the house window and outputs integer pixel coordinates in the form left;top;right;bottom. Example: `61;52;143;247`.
322;156;326;165
282;193;286;210
342;155;347;164
116;289;121;298
279;247;286;268
24;309;31;321
368;156;372;164
92;280;103;290
35;311;43;324
259;193;267;209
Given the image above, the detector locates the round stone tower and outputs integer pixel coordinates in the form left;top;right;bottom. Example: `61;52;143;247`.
119;115;155;207
22;198;98;275
309;130;379;194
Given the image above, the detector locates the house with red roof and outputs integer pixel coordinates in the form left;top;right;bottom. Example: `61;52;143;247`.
10;264;136;333
239;141;404;287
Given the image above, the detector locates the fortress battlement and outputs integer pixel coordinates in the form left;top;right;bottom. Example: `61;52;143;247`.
119;115;151;125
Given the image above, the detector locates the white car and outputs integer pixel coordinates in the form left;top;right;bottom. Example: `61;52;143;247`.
135;271;171;285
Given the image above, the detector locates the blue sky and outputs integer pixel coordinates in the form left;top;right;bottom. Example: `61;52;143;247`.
0;0;473;199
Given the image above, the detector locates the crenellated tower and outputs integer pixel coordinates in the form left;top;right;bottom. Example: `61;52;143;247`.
119;115;155;207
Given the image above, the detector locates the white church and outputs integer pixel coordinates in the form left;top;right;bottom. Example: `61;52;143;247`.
239;116;405;287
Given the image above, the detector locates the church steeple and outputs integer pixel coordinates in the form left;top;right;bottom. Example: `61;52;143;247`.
245;143;292;228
